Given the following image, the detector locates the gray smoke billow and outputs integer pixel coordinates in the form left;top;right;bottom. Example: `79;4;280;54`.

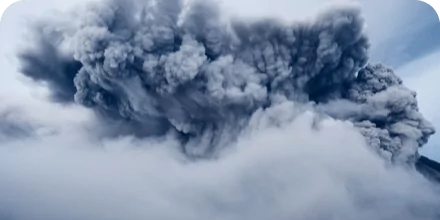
7;1;440;219
18;0;434;161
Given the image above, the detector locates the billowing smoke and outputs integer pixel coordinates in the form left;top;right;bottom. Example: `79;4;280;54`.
1;0;440;219
17;0;434;161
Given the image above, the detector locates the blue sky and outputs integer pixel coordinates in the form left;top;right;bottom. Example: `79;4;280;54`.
1;0;440;160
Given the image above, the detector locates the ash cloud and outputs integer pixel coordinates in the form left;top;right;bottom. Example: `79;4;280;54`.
1;0;440;219
17;0;434;161
18;26;82;103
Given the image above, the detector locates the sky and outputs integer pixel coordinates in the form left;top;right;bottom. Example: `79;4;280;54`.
2;0;439;159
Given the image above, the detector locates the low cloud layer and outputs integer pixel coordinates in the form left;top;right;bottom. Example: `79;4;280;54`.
0;0;440;219
1;100;440;220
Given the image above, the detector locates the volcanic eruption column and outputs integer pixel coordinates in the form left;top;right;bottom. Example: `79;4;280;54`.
18;0;435;162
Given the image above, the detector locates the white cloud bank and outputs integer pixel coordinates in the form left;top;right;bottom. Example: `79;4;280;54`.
1;97;440;220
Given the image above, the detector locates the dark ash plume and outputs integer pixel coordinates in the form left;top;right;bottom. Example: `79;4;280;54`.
18;26;82;103
17;0;434;161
